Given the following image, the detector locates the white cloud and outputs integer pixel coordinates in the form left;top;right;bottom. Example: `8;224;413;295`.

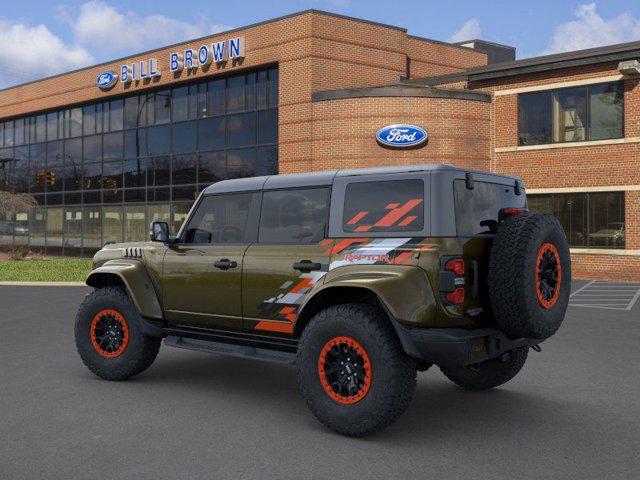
0;1;235;88
0;20;93;88
543;3;640;54
68;1;232;57
448;19;481;43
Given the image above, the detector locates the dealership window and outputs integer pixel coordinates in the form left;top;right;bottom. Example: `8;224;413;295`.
518;82;623;145
528;192;625;248
0;66;278;255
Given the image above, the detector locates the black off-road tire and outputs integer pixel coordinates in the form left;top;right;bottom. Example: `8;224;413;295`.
488;213;571;339
296;304;417;437
75;286;161;381
441;347;528;391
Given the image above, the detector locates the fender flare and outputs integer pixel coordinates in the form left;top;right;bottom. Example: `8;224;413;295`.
294;267;437;357
86;259;164;323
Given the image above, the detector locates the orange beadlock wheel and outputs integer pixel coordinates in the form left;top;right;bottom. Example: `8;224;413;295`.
90;309;130;358
536;243;562;309
317;336;372;405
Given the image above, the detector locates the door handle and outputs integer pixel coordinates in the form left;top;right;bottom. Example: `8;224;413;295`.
293;261;322;272
214;259;238;270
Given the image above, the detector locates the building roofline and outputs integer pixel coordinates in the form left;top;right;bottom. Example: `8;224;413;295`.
312;84;490;103
467;40;640;81
453;39;516;51
406;34;479;53
401;71;469;86
0;9;407;95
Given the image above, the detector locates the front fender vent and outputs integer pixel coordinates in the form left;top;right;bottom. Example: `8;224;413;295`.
124;247;143;259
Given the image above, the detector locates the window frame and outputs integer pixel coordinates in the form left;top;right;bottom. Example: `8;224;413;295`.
176;191;261;245
256;186;331;245
517;81;625;146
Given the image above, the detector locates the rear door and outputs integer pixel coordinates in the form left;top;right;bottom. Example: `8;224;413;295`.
242;187;332;335
162;192;260;330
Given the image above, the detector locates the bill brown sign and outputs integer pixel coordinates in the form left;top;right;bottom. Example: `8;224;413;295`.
97;36;245;89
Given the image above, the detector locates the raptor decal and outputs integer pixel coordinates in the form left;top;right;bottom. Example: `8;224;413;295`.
252;238;434;334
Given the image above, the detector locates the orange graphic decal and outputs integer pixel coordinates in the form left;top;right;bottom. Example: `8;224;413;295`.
279;306;298;322
347;211;369;225
255;320;294;334
398;215;418;227
290;278;314;294
373;199;423;227
324;238;369;255
390;251;414;265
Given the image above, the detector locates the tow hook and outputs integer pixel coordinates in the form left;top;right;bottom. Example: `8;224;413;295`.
531;344;542;353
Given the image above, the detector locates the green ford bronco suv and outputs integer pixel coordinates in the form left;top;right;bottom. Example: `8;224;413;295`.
75;164;571;436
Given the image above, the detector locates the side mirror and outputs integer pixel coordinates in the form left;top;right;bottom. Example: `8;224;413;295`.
150;221;170;243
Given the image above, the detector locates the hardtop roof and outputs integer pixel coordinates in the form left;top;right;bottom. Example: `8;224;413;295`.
202;164;520;195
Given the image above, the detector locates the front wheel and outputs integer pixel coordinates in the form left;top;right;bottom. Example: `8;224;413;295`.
75;286;161;381
296;304;417;437
440;347;528;391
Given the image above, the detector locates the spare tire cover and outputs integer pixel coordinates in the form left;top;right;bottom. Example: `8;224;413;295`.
488;213;571;339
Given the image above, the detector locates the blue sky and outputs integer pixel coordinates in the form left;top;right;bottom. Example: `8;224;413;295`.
1;0;640;88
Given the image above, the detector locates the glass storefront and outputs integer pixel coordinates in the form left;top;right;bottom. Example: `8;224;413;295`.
0;66;278;256
529;192;625;249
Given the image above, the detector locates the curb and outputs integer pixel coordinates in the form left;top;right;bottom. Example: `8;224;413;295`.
0;281;87;287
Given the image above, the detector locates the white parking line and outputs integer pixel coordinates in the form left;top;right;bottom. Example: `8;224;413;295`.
570;280;595;297
569;281;640;311
625;287;640;311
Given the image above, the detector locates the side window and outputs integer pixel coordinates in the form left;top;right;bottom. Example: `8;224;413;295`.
453;180;527;236
343;179;424;233
183;193;253;244
259;188;329;244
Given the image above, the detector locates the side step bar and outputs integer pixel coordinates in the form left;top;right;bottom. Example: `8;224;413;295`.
164;336;297;365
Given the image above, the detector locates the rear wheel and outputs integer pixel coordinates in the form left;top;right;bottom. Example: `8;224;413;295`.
297;304;417;437
75;286;161;381
440;347;528;391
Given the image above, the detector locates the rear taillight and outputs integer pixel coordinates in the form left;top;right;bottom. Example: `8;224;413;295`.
440;257;465;306
445;287;465;305
499;208;528;222
444;258;465;276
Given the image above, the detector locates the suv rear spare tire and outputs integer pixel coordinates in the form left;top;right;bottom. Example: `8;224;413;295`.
488;213;571;340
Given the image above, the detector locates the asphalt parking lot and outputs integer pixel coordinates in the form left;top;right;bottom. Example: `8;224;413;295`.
1;282;639;480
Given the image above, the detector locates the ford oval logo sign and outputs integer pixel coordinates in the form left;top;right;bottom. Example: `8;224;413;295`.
96;71;118;90
376;124;428;148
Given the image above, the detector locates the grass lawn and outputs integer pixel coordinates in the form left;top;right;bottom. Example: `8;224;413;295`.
0;258;93;282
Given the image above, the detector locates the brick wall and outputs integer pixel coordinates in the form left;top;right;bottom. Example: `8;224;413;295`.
304;95;491;173
406;37;487;79
475;63;640;281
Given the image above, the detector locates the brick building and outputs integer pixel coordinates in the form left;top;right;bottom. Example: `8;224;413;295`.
0;10;638;280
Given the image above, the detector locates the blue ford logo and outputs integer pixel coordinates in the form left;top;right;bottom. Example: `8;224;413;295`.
96;71;118;90
376;124;428;148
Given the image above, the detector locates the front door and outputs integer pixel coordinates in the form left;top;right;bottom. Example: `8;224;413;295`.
163;192;260;330
242;187;332;336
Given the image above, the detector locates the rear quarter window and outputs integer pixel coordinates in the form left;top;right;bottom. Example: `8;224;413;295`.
454;179;527;235
343;179;424;233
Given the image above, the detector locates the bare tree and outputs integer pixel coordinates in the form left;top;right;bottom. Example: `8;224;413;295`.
0;191;37;216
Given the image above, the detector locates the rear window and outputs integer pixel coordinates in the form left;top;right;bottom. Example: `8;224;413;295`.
454;180;527;235
343;179;424;233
